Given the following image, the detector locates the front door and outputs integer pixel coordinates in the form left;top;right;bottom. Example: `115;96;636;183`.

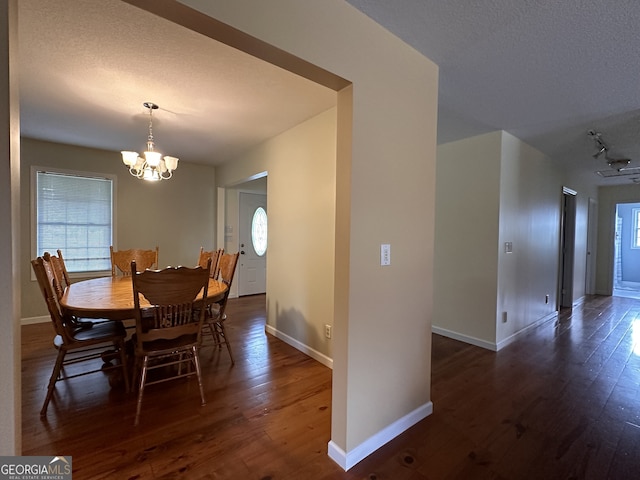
238;192;267;296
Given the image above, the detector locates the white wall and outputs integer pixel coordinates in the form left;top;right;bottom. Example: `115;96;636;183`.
20;138;217;320
496;132;562;347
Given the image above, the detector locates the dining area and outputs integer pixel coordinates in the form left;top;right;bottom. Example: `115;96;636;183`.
30;246;239;426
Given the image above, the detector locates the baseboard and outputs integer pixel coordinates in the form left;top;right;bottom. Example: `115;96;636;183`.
264;324;333;369
327;401;433;471
431;326;498;351
495;311;558;350
21;315;49;326
433;310;559;352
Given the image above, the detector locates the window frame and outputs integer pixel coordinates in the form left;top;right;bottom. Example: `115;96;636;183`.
251;206;268;256
633;207;640;250
31;166;117;279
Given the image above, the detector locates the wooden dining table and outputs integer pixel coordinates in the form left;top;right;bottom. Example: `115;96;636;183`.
60;275;228;321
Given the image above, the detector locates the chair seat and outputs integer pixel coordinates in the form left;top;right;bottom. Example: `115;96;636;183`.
135;333;199;355
70;320;127;343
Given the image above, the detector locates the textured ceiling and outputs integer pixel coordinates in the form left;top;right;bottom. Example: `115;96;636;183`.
345;0;640;185
18;1;640;185
18;0;336;166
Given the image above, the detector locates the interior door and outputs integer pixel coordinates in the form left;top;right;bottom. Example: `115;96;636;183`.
585;197;597;295
238;192;267;296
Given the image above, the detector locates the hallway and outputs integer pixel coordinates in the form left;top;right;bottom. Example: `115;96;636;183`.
355;294;640;479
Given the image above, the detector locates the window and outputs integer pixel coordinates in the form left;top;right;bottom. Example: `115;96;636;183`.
251;207;268;256
633;208;640;249
33;168;115;274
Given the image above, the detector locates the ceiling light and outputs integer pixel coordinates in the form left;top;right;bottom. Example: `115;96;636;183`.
587;130;608;159
121;102;178;182
593;146;607;159
608;158;631;170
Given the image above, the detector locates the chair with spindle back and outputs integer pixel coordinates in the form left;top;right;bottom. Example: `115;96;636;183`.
110;246;159;276
53;249;71;289
45;250;98;330
32;255;129;416
130;259;211;426
202;252;239;364
197;247;224;279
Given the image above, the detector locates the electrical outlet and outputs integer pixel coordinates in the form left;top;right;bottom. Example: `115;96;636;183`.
545;294;549;304
502;311;508;323
325;324;332;339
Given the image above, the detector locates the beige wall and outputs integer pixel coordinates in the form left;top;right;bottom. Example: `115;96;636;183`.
435;131;565;349
20;138;217;320
434;132;502;344
0;0;20;455
181;0;438;466
217;108;337;362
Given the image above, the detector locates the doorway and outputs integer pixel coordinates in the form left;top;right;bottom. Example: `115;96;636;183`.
612;202;640;299
558;187;577;308
238;192;267;296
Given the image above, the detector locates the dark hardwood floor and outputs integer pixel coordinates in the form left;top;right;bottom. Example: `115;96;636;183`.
22;294;640;479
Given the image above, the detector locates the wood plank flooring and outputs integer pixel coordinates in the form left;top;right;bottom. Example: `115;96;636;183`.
22;294;640;479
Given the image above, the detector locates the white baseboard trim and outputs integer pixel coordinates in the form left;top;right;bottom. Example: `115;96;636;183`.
21;315;49;326
433;310;559;352
431;326;498;351
496;310;557;351
327;401;433;471
264;324;333;369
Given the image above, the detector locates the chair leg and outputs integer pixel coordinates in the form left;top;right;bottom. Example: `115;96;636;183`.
192;346;206;406
116;340;130;393
217;321;235;365
134;356;149;426
41;348;67;416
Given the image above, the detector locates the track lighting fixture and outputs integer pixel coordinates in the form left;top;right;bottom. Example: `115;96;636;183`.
587;130;608;159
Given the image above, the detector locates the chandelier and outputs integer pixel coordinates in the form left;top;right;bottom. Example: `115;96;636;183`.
121;102;179;181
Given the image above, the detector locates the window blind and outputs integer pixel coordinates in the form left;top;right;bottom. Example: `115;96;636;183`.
36;171;113;273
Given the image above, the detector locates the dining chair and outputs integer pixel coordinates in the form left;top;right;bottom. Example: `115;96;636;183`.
202;252;239;364
197;247;224;279
130;259;211;426
110;246;159;276
31;255;130;416
44;251;97;331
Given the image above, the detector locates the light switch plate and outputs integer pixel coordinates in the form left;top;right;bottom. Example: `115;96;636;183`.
381;244;391;265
